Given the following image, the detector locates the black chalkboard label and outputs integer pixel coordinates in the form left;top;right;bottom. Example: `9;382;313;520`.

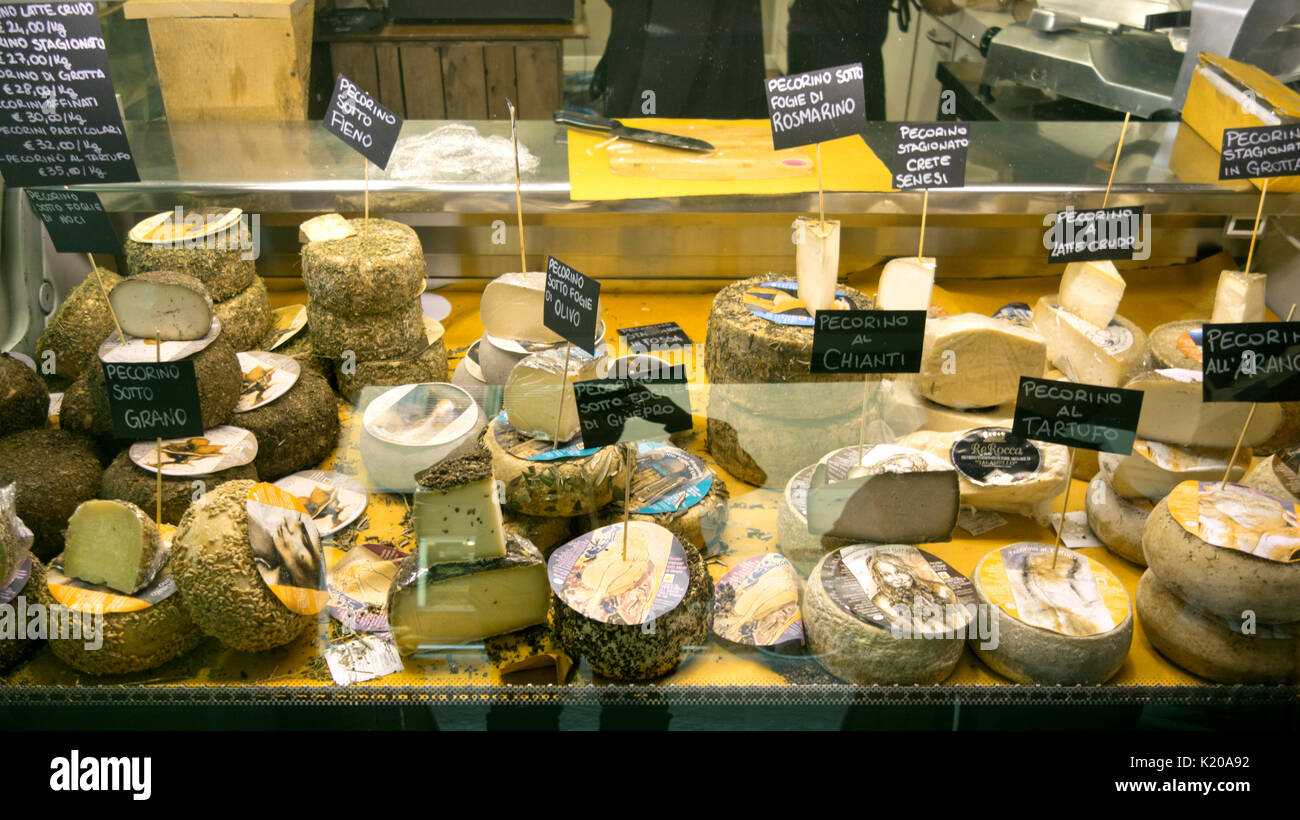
322;73;403;169
765;62;867;151
1012;377;1143;455
25;188;119;254
616;321;693;351
1045;205;1145;263
0;4;138;187
890;122;969;190
810;310;925;374
1219;124;1300;181
573;378;692;448
544;256;601;355
101;360;204;440
1202;322;1300;403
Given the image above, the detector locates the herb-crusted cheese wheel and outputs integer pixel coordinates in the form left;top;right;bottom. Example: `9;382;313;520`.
109;271;214;341
1141;485;1300;623
484;416;624;517
101;449;259;526
125;237;254;303
1030;296;1149;387
214;277;272;353
63;499;162;594
1126;369;1281;449
706;394;859;488
0;561;45;673
269;322;334;385
172;480;315;651
777;464;857;577
0;354;49;438
301;218;425;316
35;268;123;385
1085;472;1151;566
550;524;712;681
971;543;1132;684
337;334;449;405
0;428;102;560
1137;569;1299;684
704;273;872;418
88;336;242;432
1241;455;1300;504
308;299;424;361
919;313;1047;410
1149;320;1204;370
803;545;970;685
236;369;338;482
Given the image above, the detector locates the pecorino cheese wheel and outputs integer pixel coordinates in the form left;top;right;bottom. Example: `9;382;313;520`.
1085;472;1151;566
301;218;425;316
101;448;259;526
0;428;102;560
35;268;124;385
235;369;339;482
214;276;272;353
308;299;424;361
0;354;49;438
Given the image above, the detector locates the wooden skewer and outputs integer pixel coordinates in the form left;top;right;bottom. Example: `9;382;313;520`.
1244;177;1269;275
88;252;125;345
918;188;929;260
508;99;526;274
816;142;824;227
622;443;635;561
551;343;572;452
1102;112;1131;209
155;327;163;527
1051;447;1078;568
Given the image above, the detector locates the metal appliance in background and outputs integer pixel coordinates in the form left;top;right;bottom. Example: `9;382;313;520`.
980;0;1300;118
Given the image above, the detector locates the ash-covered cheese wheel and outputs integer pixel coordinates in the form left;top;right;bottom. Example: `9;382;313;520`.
172;480;321;652
308;298;425;361
706;393;859;488
235;369;339;481
1030;296;1149;387
1097;438;1247;501
549;521;712;681
88;335;242;433
1126;368;1280;449
35;559;204;675
1137;569;1299;685
1149;320;1204;370
1141;482;1300;623
214;276;272;353
0;354;49;438
336;322;449;405
125;209;255;301
301;218;426;316
0;560;46;673
704;273;872;418
804;545;974;685
971;543;1132;685
484;414;625;517
0;428;102;560
35;268;124;386
101;449;259;526
918;313;1047;410
109;271;214;342
1085;472;1151;566
63;499;163;594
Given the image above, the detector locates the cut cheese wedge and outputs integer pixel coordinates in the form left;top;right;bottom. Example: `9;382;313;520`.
1126;368;1281;448
1059;259;1125;328
877;256;936;311
1097;438;1248;501
1031;296;1149;387
794;217;840;313
63;499;164;594
481;271;604;345
1211;270;1267;324
919;313;1046;409
503;346;601;443
413;448;507;564
109;272;214;341
805;444;958;543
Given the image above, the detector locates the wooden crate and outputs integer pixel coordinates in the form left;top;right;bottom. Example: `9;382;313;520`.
126;0;314;120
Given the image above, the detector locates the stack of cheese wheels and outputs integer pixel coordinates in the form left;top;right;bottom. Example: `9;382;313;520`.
804;544;974;684
35;268;123;389
101;449;259;526
1087;439;1249;566
357;382;487;494
301;217;428;395
704;274;872;487
549;521;712;681
336;317;449;405
1139;480;1300;682
0;354;48;439
1241;454;1300;504
970;542;1133;684
475;272;605;385
125;209;270;352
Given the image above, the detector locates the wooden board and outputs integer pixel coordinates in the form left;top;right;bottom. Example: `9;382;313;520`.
375;44;406;118
399;45;445;119
331;43;378;99
514;42;561;120
440;44;488;119
483;44;516;120
124;0;308;20
606;124;817;181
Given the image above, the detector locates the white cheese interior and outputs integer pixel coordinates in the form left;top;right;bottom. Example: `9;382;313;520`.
1210;270;1267;324
503;347;600;442
413;479;507;564
110;278;213;341
389;562;549;650
878;256;936;311
480;272;563;344
920;313;1046;409
1059;260;1126;328
63;499;149;593
795;218;840;313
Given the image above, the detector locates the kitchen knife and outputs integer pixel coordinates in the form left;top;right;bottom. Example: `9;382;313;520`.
554;110;715;153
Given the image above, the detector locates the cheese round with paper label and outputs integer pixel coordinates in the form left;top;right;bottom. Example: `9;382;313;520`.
777;463;857;577
1149;320;1204;370
704;273;873;418
589;442;728;554
126;208;254;302
358;383;486;493
88;334;243;434
971;542;1132;685
1241;455;1300;504
1126;368;1281;449
896;427;1069;524
101;449;259;526
300;218;426;316
1097;438;1248;501
1136;569;1299;685
706;393;860;488
172;480;324;652
1085;472;1151;566
549;521;712;681
712;553;803;649
1141;482;1300;622
484;414;625;517
1030;296;1149;387
236;368;339;482
804;545;974;685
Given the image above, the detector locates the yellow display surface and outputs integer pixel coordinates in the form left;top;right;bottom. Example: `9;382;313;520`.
566;119;894;201
7;254;1276;691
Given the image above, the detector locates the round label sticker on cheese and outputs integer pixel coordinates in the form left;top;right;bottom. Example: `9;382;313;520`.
713;553;803;646
1176;327;1204;364
245;483;328;615
129;207;243;245
976;543;1128;636
264;304;307;351
1052;304;1134;355
98;319;221;363
363;383;478;448
949;427;1042;485
743;279;852;326
628;442;712;514
1166;481;1300;563
492;413;601;462
326;541;405;635
129;425;257;476
548;521;688;626
0;554;32;606
822;545;975;636
274;470;368;538
235;351;300;412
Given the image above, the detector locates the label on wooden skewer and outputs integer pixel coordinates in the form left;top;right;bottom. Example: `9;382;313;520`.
1219;124;1300;180
572;377;691;447
1044;205;1144;263
810;309;925;374
1011;376;1143;455
1201;321;1300;402
764;61;867;151
890;122;969;190
101;360;204;440
25;189;120;254
544;256;601;354
322;73;403;169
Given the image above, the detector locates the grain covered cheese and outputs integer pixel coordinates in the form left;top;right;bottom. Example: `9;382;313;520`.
214;276;273;353
100;449;259;526
235;369;339;482
125;209;254;301
1126;368;1281;448
35;268;124;386
1211;270;1267;324
1085;472;1152;566
1031;296;1149;386
0;428;102;560
308;298;425;361
804;444;958;543
919;313;1047;409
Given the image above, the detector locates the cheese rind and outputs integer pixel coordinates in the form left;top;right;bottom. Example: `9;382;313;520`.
1085;472;1150;566
503;347;600;443
336;332;449;405
1059;260;1126;328
300;218;426;316
805;445;958;543
1098;439;1247;501
484;415;625;517
1241;455;1300;504
0;428;103;560
777;464;858;577
308;298;424;361
877;256;935;311
109;272;215;342
36;268;124;385
920;313;1047;409
1030;296;1149;386
1149;320;1204;370
1211;270;1267;324
235;369;339;482
1126;369;1281;448
101;449;259;526
0;353;49;439
63;499;163;594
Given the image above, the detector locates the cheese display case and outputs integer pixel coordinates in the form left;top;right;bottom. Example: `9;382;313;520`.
2;118;1299;728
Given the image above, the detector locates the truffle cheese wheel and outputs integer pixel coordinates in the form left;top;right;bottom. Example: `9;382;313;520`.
0;428;102;560
214;276;272;353
0;354;49;438
235;369;339;481
301;218;425;316
1085;472;1151;566
101;449;259;526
